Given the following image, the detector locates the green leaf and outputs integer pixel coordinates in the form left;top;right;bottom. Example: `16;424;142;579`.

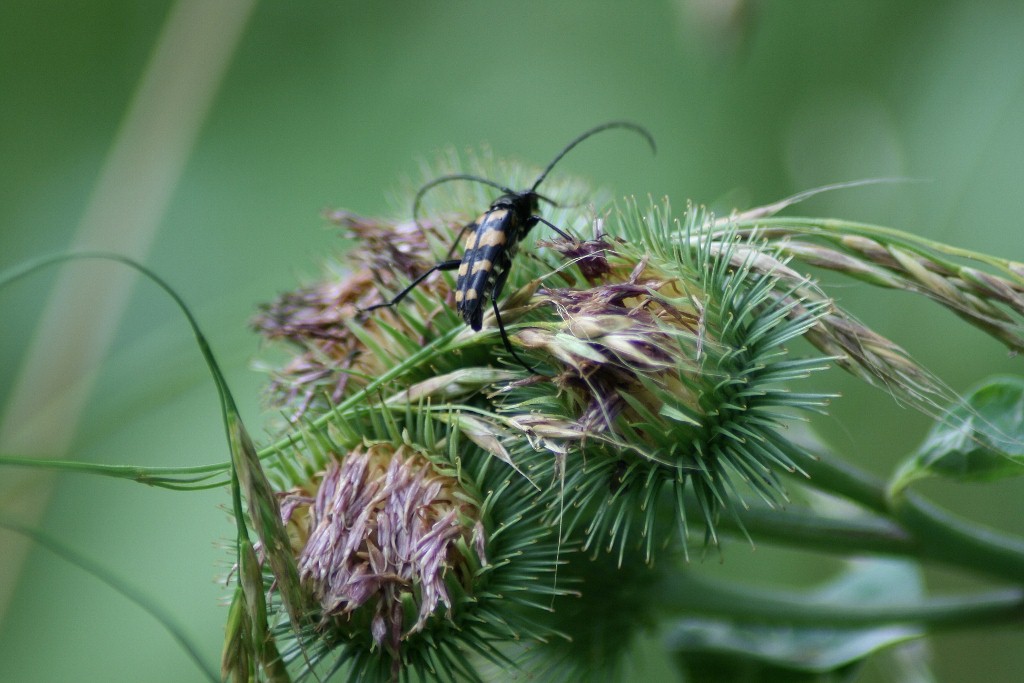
667;559;927;679
890;375;1024;494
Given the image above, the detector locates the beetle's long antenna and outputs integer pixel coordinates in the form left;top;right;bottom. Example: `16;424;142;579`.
413;174;515;230
530;121;656;192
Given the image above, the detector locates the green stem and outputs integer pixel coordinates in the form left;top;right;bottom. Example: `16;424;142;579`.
0;455;228;489
708;503;917;557
893;492;1024;584
791;449;1024;584
659;570;1024;631
789;451;890;515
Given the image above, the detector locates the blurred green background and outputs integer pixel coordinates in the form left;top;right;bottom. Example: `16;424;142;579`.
2;1;1022;681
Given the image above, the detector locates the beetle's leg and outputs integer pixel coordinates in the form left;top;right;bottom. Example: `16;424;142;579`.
490;268;538;373
532;215;574;241
361;259;461;312
445;222;477;259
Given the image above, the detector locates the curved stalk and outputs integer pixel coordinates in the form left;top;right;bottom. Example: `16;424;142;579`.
790;449;1024;583
659;570;1024;631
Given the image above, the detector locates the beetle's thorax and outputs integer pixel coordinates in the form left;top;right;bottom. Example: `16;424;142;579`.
490;191;539;225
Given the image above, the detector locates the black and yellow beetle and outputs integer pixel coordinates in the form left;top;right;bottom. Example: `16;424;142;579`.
364;121;656;371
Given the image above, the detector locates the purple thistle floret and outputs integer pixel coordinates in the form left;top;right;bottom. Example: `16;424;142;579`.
295;446;481;653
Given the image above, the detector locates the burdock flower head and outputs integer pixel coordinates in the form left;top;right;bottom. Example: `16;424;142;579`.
483;200;839;559
288;443;483;655
224;401;565;681
252;211;458;419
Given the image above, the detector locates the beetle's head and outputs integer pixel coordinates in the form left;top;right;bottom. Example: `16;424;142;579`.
517;190;541;221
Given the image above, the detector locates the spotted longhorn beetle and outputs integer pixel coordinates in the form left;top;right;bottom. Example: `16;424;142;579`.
364;121;656;372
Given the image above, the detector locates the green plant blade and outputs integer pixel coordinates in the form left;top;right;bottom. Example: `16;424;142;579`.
666;559;927;678
890;375;1024;494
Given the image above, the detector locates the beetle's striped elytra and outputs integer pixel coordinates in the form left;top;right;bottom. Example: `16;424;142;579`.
362;121;656;372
